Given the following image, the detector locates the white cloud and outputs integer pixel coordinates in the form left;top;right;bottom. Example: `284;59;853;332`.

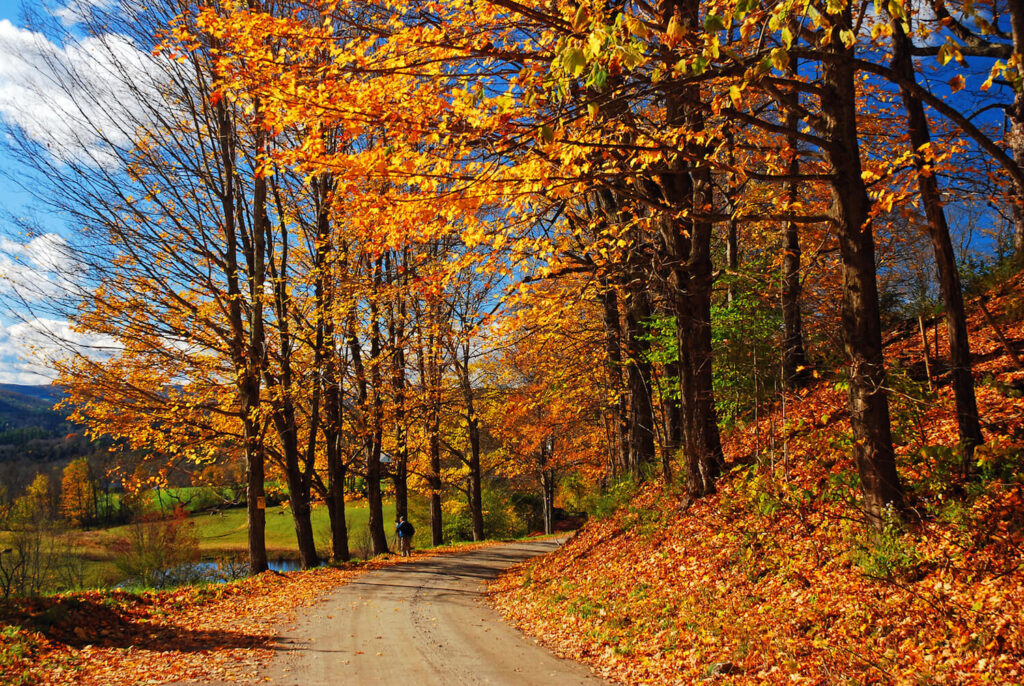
0;17;165;167
0;232;85;303
0;316;119;383
53;0;117;27
0;232;101;383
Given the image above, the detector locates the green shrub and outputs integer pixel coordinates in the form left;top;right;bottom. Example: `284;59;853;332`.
442;504;474;543
110;506;202;588
482;486;531;539
846;506;922;580
585;477;638;519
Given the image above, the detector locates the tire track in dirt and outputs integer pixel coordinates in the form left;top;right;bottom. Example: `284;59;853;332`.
259;540;613;686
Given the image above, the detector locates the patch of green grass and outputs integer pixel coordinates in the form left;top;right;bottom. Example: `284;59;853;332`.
0;625;37;667
3;502;397;589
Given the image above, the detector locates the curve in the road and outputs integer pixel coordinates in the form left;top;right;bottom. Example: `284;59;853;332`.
261;540;613;686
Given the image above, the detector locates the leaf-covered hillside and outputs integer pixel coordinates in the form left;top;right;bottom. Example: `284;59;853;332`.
491;273;1024;685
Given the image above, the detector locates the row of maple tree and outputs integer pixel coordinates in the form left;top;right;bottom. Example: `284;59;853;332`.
5;0;1021;572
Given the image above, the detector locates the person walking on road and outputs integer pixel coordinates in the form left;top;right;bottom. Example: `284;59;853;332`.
396;516;415;557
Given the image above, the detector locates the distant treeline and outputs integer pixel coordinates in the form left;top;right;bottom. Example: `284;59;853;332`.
0;384;98;509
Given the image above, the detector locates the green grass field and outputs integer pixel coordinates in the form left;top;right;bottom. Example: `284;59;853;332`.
1;500;396;589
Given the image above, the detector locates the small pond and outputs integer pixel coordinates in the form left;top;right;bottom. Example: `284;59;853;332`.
119;558;317;588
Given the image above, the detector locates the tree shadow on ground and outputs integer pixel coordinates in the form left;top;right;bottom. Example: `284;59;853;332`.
0;594;274;653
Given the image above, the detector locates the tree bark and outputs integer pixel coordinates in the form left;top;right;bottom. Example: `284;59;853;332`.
459;353;485;541
539;440;556;536
324;374;349;562
392;321;410;523
416;298;445;547
662;352;683;483
599;283;629;479
890;17;983;461
1008;0;1024;261
781;70;811;390
216;97;266;575
367;271;389;556
657;0;725;496
314;182;349;562
821;10;904;521
386;251;410;523
264;187;318;569
622;281;657;477
428;409;444;546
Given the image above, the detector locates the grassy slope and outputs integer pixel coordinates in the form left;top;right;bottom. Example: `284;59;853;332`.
491;274;1024;684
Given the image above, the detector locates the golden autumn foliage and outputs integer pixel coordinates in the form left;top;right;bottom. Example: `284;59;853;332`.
59;458;97;528
6;0;1024;679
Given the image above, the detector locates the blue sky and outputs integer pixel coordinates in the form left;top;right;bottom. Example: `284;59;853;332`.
0;0;1015;384
0;0;49;384
0;0;159;384
0;0;93;384
0;0;36;222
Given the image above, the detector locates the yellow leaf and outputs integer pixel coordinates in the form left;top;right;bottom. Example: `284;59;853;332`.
729;85;743;108
666;16;684;46
770;47;789;71
573;5;588;30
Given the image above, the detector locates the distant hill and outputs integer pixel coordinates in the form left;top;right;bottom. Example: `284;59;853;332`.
0;384;65;405
0;384;91;463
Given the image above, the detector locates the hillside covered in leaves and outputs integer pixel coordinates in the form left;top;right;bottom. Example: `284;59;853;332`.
490;274;1024;684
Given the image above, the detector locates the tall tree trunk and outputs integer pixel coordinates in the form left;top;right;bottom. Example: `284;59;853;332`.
347;303;387;556
599;283;629;479
278;416;318;568
675;218;724;494
593;187;656;479
1008;0;1024;261
468;431;484;541
725;134;740;304
781;72;811;390
315;182;348;562
662;353;683;483
417;300;444;547
324;375;349;562
539;440;555;535
265;181;318;569
454;342;485;541
652;206;683;483
273;408;318;568
821;9;904;521
386;252;410;522
622;282;657;477
428;405;444;546
890;17;983;462
217;96;266;575
466;395;485;541
392;330;409;522
242;405;267;575
367;274;389;556
657;0;724;496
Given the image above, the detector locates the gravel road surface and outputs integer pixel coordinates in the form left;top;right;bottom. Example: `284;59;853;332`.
261;540;611;686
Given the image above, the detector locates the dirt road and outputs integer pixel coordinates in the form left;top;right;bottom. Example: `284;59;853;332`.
260;540;611;686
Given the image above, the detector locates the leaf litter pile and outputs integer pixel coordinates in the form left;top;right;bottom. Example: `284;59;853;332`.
0;542;493;685
490;276;1024;685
